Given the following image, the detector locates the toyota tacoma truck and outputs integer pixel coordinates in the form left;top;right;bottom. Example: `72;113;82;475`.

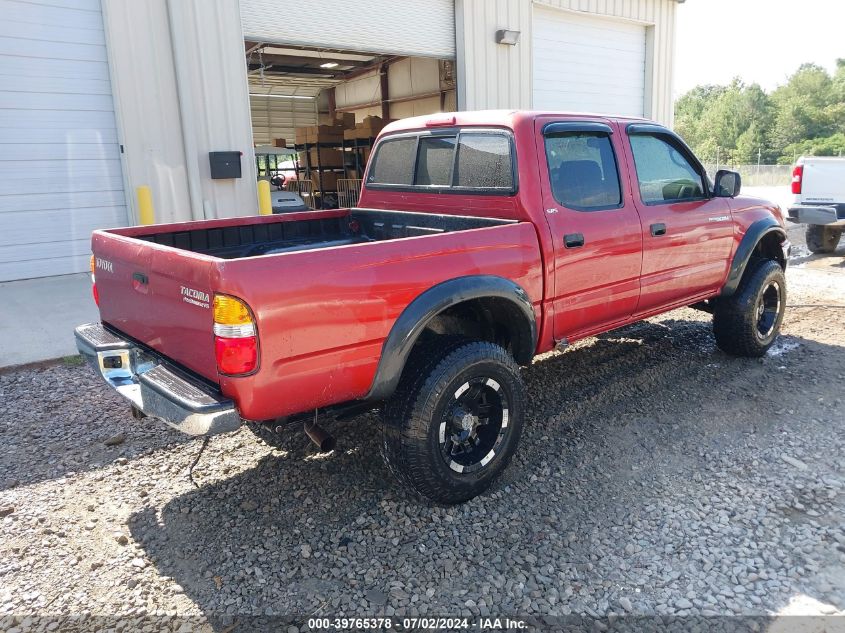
788;156;845;254
76;111;790;504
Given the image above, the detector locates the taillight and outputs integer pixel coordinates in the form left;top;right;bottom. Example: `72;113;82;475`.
90;255;99;305
213;294;258;375
791;164;803;194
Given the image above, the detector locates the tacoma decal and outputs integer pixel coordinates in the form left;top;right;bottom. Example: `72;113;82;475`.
180;286;210;309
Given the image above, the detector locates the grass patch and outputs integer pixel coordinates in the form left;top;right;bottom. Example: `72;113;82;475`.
62;355;85;367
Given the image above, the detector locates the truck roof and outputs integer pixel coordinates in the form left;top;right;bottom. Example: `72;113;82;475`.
380;109;651;135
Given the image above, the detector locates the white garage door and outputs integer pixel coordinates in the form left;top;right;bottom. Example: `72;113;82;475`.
532;7;646;117
241;0;455;58
0;0;127;282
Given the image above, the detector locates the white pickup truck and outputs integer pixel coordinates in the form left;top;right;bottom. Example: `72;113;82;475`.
788;156;845;254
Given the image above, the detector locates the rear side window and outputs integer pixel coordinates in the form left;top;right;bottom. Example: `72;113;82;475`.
544;132;621;211
454;134;513;189
629;134;705;203
367;130;515;193
368;137;416;185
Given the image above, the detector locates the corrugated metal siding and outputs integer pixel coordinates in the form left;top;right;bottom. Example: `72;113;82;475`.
0;0;128;281
241;0;456;59
456;0;677;125
456;0;534;110
102;0;257;223
250;96;317;146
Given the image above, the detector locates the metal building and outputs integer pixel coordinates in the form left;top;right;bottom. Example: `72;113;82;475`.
0;0;683;282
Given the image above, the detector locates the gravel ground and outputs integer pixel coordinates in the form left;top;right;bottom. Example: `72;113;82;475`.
1;249;844;631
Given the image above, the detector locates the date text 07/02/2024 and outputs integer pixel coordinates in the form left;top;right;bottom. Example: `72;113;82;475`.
307;617;528;630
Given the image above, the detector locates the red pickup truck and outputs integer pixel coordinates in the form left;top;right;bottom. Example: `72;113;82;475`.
76;111;790;503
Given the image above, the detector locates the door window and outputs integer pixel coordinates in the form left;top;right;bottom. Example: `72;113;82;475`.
629;134;705;204
544;132;622;211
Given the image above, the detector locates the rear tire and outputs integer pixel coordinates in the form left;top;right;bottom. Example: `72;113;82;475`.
382;340;526;504
713;259;786;357
806;225;841;254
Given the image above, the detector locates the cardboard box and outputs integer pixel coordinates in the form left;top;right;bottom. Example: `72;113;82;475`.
314;125;344;143
350;116;386;139
311;171;340;191
301;148;344;167
294;127;309;145
273;138;287;148
335;112;356;129
317;112;355;128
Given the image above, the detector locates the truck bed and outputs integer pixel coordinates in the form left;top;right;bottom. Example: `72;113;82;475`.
91;207;542;412
136;209;515;259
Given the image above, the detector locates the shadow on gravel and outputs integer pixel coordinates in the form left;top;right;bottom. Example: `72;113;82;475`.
122;316;841;625
0;363;194;490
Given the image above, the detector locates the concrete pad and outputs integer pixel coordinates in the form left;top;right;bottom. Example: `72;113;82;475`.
0;273;99;368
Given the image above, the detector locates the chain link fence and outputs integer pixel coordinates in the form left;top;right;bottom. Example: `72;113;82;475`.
702;164;792;187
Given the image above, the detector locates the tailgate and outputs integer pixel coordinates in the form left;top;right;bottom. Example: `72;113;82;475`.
803;160;845;204
91;231;219;382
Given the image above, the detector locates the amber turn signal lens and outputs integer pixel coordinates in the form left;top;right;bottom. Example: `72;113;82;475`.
213;294;253;326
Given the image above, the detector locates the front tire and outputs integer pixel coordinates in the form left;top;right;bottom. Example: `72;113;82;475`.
713;259;786;357
382;340;526;504
806;225;841;254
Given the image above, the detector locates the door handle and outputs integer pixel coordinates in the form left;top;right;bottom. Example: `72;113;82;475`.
650;223;667;237
132;271;149;293
564;233;585;248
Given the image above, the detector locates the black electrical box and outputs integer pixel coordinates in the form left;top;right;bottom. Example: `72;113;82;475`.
209;151;242;179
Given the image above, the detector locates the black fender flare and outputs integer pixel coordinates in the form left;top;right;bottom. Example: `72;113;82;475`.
365;275;537;402
721;217;787;297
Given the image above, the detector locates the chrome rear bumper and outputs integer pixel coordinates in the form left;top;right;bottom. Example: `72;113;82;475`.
74;323;240;436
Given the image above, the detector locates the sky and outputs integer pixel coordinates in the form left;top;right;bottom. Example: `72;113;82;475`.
674;0;844;97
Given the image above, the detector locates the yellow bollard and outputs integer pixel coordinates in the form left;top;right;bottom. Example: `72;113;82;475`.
136;186;155;225
257;180;272;216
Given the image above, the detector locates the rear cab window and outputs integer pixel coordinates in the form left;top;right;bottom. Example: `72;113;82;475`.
366;128;516;194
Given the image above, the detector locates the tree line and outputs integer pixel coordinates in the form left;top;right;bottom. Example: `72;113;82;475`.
674;60;845;165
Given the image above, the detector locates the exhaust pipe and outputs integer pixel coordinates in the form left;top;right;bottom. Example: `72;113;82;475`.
304;420;336;453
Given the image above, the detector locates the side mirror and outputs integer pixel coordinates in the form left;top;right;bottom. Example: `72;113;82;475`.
714;169;741;198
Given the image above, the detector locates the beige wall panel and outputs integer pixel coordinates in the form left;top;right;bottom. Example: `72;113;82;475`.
390;95;443;120
388;58;441;100
350;106;384;122
335;71;381;111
